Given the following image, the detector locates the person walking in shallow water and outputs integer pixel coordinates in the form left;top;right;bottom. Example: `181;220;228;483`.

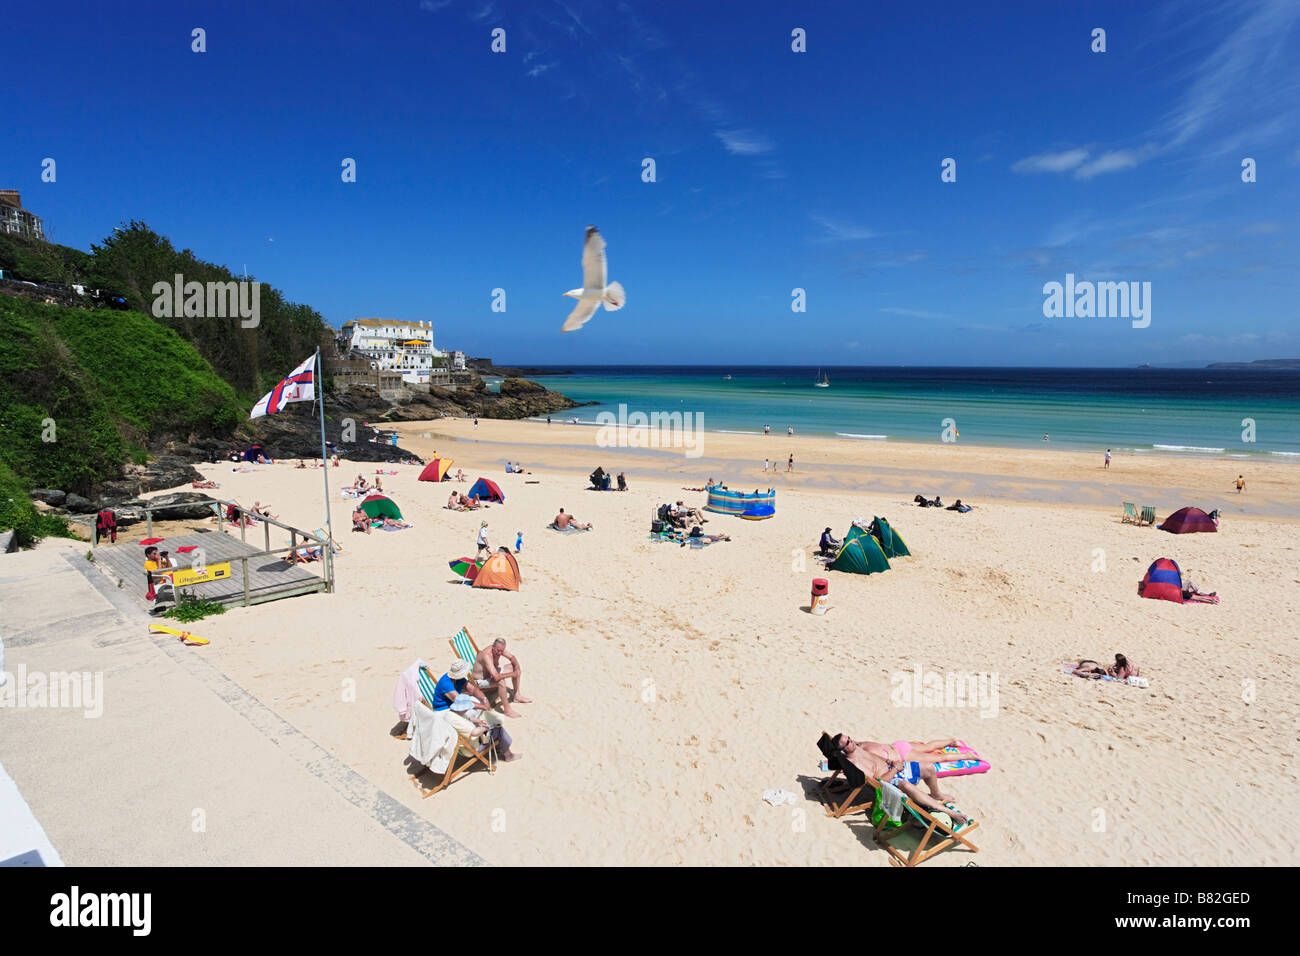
1104;448;1111;469
787;453;794;472
1235;474;1245;494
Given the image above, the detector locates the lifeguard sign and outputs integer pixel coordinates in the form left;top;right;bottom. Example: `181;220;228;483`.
167;562;232;588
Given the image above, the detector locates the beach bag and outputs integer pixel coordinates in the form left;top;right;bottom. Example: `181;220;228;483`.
651;520;664;533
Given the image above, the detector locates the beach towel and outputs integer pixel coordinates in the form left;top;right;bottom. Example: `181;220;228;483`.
877;781;905;823
407;699;457;775
393;658;430;722
930;742;991;778
548;523;590;533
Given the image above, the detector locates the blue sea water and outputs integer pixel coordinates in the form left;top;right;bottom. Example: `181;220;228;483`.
514;366;1300;458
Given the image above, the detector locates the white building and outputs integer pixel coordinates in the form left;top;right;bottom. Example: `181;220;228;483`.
336;318;460;384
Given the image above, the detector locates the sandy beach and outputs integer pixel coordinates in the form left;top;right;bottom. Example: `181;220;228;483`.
100;419;1295;866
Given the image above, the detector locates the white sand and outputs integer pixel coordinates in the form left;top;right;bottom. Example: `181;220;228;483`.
144;420;1298;865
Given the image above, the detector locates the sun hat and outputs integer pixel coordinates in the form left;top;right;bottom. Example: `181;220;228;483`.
448;660;471;679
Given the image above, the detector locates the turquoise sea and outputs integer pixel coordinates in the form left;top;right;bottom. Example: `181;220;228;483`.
506;366;1300;459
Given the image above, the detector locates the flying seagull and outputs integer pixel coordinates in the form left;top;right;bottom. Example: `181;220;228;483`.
561;225;625;332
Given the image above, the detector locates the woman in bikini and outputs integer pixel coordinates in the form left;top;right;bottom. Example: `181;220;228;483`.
1107;654;1140;680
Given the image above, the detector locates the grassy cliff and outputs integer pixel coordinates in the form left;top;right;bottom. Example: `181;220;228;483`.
0;295;243;498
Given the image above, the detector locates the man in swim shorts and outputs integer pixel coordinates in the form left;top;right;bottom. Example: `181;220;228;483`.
832;734;968;825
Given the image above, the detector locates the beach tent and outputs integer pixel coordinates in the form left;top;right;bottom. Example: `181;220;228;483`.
242;444;266;462
869;516;911;557
468;477;505;503
829;527;891;575
360;494;403;520
473;551;521;590
1139;558;1184;603
1159;507;1217;534
419;458;453;482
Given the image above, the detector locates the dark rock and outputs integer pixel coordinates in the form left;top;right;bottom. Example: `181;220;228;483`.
138;492;220;521
499;377;546;395
29;489;66;506
96;479;140;503
65;492;97;514
138;456;204;492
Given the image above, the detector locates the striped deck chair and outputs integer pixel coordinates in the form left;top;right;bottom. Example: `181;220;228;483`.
816;732;873;819
1122;502;1138;524
311;528;342;554
409;665;494;797
448;627;479;667
856;763;980;867
1139;506;1156;526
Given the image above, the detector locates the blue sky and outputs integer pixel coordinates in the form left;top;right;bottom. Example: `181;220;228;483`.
3;0;1297;366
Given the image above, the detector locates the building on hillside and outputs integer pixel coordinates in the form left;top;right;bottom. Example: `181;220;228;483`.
0;190;45;240
336;318;452;384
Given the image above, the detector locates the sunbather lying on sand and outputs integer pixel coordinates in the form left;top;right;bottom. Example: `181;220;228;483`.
376;517;411;530
285;546;323;564
686;526;730;542
553;508;592;530
1072;655;1140;680
831;734;969;826
192;480;220;489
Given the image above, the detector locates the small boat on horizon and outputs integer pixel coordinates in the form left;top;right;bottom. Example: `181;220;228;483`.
723;374;732;380
814;369;830;388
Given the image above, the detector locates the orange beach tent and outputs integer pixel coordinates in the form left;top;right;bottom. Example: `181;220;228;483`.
472;551;521;591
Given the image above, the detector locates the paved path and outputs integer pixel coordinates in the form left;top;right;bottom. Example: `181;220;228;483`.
0;543;482;866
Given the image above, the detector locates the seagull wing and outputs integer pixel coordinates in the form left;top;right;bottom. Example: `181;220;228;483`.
560;297;600;332
581;226;607;293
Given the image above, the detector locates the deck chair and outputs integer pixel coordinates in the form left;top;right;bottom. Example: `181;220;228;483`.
858;765;980;867
1139;506;1156;527
1121;502;1138;524
815;732;873;819
311;528;342;554
408;667;494;797
448;626;479;666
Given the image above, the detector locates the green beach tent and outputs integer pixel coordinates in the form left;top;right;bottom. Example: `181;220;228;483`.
359;494;403;520
829;526;891;575
869;516;911;558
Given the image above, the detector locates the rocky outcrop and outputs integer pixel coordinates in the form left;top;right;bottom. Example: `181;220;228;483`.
114;492;219;521
29;489;66;506
64;492;97;514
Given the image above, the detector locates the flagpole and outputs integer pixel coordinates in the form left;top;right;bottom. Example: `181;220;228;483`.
316;347;335;592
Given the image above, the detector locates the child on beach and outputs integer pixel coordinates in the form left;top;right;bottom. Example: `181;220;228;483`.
1235;475;1245;493
515;531;523;552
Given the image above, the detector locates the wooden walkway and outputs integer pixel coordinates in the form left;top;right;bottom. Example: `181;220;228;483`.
91;527;328;610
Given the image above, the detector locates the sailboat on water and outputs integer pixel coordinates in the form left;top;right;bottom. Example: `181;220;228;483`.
813;369;830;388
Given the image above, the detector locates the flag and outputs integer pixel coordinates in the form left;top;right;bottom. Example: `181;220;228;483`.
250;355;315;418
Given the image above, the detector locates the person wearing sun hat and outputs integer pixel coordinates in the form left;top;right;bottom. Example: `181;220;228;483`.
476;520;490;555
431;659;521;762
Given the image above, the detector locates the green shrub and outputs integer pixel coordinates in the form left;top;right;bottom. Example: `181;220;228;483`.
0;461;74;548
164;596;227;623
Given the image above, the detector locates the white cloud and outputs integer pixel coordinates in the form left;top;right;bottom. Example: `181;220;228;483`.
879;307;950;319
714;128;774;156
811;215;875;241
419;0;451;11
527;62;557;78
1011;149;1089;174
1074;149;1147;180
